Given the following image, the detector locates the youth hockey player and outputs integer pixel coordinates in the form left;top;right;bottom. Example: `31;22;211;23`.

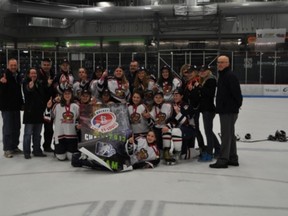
45;87;80;161
147;91;173;151
90;65;104;101
54;58;74;95
97;67;130;104
126;130;160;169
127;90;150;138
133;66;157;109
162;88;197;165
73;67;91;102
156;65;182;103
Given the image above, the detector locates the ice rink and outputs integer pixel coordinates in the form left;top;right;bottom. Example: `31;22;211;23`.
0;97;288;216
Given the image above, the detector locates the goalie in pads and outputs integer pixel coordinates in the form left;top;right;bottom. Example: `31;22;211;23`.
72;130;160;171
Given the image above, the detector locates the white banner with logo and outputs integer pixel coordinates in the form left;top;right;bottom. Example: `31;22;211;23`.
256;28;286;43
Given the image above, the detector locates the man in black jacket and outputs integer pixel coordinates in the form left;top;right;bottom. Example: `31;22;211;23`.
126;60;139;93
0;58;24;158
38;58;55;152
210;55;243;168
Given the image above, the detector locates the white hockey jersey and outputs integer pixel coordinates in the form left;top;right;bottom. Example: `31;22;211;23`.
55;73;74;94
149;103;173;129
89;79;100;100
98;76;130;103
130;136;159;165
157;77;182;103
73;80;90;99
127;103;149;135
51;103;80;144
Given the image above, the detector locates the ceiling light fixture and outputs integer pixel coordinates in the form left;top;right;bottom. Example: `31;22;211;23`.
97;2;114;7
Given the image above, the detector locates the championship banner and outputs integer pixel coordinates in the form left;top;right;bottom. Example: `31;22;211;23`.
256;28;286;43
78;103;133;172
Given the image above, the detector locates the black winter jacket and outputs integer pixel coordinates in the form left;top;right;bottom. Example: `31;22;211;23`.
182;79;201;112
215;67;243;114
0;70;24;111
199;76;217;113
22;78;47;124
37;68;55;102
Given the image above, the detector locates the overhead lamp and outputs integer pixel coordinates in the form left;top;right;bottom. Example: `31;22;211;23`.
97;2;114;7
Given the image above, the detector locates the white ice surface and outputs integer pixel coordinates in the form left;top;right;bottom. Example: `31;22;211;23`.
0;97;288;216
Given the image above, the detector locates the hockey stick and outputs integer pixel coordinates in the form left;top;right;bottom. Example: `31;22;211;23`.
238;137;288;143
218;133;277;143
237;139;269;143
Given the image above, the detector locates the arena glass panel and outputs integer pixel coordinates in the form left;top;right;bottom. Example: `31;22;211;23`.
69;53;84;79
19;50;30;80
132;52;145;68
233;52;246;84
246;52;261;84
146;52;158;79
159;52;172;69
107;53;120;75
204;51;219;77
31;51;42;69
7;49;18;60
82;53;94;78
275;52;288;84
172;52;187;77
94;53;106;70
120;52;133;71
261;52;275;84
190;51;205;67
159;52;175;78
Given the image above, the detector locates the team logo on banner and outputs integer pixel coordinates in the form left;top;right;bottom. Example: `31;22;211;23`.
90;108;119;133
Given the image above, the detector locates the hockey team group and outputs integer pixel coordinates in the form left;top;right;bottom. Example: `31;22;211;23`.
0;55;243;171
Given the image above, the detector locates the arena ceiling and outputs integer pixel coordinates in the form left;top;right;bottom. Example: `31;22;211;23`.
1;0;288;45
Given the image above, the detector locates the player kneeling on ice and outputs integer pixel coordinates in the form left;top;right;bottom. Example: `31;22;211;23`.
126;130;160;169
44;87;80;161
162;88;198;165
